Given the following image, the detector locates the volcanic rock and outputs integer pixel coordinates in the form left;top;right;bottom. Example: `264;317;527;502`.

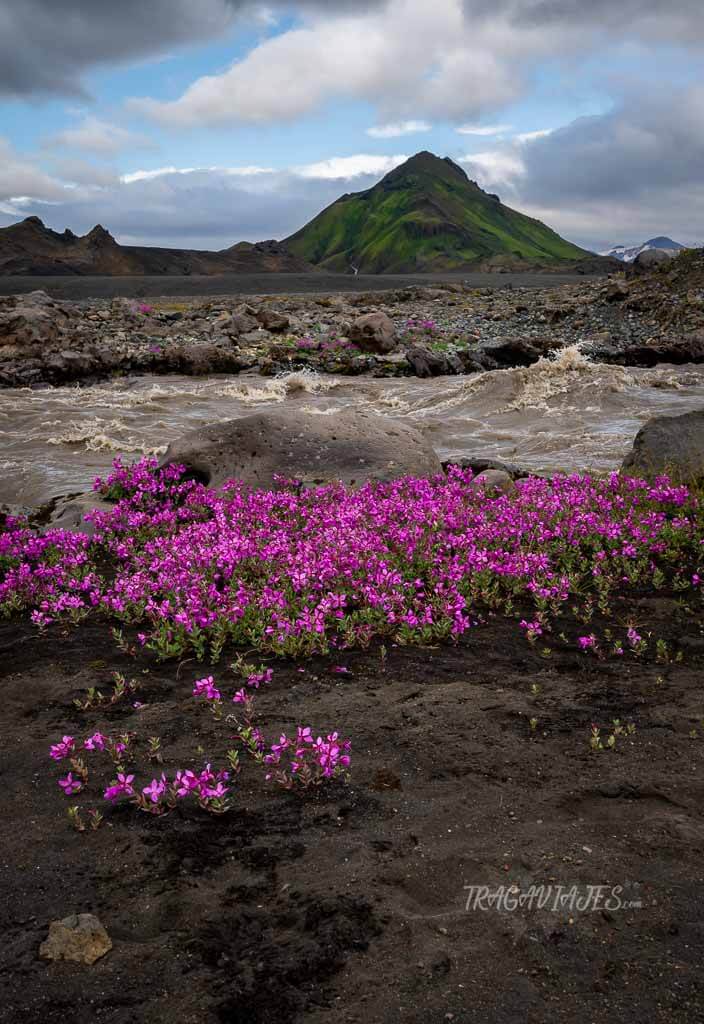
622;409;704;481
159;408;442;489
349;313;396;353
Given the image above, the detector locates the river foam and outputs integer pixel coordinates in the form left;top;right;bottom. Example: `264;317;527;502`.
3;360;704;507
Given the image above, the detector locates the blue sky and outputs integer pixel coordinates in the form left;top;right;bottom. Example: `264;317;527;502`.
1;0;703;251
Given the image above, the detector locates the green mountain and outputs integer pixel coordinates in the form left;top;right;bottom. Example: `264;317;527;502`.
285;151;590;273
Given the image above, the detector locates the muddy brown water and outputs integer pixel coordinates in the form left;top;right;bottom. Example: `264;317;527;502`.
2;347;704;508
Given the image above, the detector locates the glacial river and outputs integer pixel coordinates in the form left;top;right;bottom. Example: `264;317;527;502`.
2;347;704;508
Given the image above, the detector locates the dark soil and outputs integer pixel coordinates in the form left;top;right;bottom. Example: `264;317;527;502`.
0;271;599;301
2;611;704;1023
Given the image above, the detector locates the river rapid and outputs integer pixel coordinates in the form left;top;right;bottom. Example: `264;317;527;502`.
2;346;704;508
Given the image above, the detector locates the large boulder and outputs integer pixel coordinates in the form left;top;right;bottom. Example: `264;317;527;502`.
630;249;673;274
160;408;442;489
348;312;396;353
474;336;543;369
405;345;463;377
622;409;704;481
0;290;71;351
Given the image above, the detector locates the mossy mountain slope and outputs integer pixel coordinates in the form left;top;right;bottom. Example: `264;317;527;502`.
285;151;590;272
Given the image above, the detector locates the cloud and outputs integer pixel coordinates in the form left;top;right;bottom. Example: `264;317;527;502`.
293;154;408;179
0;138;68;203
456;123;513;136
120;166;274;184
465;0;704;42
50;116;151;156
134;0;704;127
0;156;410;248
51;158;121;188
133;0;524;125
458;85;704;248
0;0;387;98
367;121;432;138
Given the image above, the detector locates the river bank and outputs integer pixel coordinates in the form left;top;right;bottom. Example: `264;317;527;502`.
2;267;704;389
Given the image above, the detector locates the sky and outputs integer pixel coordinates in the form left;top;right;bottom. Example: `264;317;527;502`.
0;0;703;252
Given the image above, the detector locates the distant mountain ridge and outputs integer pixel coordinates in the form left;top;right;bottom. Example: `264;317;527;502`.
0;216;313;276
284;151;593;273
0;152;609;276
601;236;687;263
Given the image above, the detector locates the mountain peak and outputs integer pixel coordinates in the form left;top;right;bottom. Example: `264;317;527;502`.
285;149;589;273
86;224;117;246
384;151;473;188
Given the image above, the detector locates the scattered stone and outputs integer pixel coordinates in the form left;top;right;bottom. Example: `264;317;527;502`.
602;280;629;302
160;408;442;489
39;913;112;965
256;308;290;332
468;470;518;497
349;312;396;353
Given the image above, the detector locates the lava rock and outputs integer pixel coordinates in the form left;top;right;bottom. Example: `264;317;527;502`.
622;409;704;481
159;408;442;489
256;308;290;333
474;336;543;368
348;312;396;354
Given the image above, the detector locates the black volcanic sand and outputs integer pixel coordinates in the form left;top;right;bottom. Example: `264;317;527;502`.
2;605;704;1023
0;271;600;301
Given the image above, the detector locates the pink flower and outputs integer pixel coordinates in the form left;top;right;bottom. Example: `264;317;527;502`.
83;732;107;751
193;676;221;701
58;773;82;795
103;772;135;802
578;635;597;650
50;736;75;761
174;769;199;797
246;668;273;689
142;775;167;804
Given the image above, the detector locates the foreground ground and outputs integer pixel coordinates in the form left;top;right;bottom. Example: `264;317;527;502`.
2;609;704;1023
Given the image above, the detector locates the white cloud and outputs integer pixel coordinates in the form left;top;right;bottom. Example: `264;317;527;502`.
513;128;553;143
293;154;408;179
460;149;526;192
367;120;432;138
51;116;151;155
131;0;704;129
456;123;513;135
120;165;274;183
0;138;67;203
0;152;414;248
133;0;527;125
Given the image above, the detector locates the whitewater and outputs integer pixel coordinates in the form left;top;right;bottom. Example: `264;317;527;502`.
3;348;704;507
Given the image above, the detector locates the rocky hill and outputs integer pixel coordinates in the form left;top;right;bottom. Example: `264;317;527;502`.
0;217;313;276
284;151;594;273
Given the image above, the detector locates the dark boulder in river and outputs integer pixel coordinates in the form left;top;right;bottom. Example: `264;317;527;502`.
622;409;704;482
160;408;442;489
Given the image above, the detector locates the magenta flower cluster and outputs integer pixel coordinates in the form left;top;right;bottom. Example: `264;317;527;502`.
2;458;701;661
